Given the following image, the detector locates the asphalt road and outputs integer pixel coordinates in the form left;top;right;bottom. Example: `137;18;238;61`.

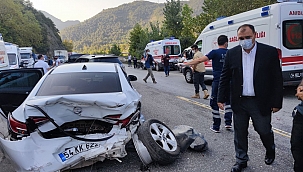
73;67;296;172
0;66;297;172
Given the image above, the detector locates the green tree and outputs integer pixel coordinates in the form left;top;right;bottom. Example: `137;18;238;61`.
129;23;149;58
109;44;121;56
0;0;64;55
162;0;183;38
148;22;163;42
180;4;196;50
0;0;43;48
63;40;74;52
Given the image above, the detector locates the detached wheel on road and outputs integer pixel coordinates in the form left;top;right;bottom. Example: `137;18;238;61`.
185;69;193;83
137;119;180;165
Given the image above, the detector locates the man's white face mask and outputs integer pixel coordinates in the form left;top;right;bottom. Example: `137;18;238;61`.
239;39;254;50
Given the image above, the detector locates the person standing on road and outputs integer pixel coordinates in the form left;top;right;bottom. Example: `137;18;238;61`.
217;24;283;172
162;54;170;77
186;35;232;133
133;56;138;69
190;44;209;99
52;56;60;68
128;54;132;67
292;82;303;172
143;49;157;84
34;54;50;74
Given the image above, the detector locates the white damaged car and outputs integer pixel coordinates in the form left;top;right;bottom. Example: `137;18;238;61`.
0;63;180;171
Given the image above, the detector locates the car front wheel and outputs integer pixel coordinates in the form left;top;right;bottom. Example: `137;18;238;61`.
185;69;193;83
137;119;180;165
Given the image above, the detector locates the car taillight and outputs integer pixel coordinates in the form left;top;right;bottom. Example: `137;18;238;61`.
120;116;132;127
8;114;28;135
104;114;122;121
104;114;132;127
8;114;49;135
32;117;49;125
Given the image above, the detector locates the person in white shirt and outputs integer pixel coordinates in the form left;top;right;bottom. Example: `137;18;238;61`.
128;54;132;67
34;54;50;74
217;24;283;172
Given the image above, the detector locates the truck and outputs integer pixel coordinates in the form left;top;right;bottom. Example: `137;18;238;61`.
54;50;68;63
19;47;34;68
141;38;181;71
5;42;21;69
183;0;303;86
0;34;10;70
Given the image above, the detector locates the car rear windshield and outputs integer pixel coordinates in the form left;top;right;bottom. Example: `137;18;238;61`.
69;54;87;60
36;72;122;96
91;57;122;64
283;20;303;49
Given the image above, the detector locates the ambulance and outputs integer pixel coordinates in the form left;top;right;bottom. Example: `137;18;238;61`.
5;42;21;69
193;0;303;86
142;38;181;71
0;34;10;71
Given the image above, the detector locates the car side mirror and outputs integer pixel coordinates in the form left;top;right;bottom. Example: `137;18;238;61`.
128;75;137;81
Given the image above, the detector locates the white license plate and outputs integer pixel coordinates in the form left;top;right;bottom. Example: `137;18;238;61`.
58;143;100;162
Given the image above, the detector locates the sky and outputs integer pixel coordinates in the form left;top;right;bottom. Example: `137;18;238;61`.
29;0;169;22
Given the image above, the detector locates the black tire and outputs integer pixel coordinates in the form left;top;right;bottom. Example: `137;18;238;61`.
184;68;193;83
137;119;180;165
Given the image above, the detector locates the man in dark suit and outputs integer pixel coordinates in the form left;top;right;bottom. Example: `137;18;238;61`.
217;24;283;172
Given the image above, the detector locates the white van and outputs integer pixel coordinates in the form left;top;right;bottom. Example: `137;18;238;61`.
20;47;34;68
0;34;10;71
54;50;68;63
5;42;21;69
142;38;181;71
195;0;303;86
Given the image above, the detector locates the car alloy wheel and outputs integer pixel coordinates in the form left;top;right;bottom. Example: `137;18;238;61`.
185;69;193;83
137;119;180;165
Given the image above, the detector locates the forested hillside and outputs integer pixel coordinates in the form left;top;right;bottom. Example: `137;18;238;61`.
0;0;65;56
60;0;204;53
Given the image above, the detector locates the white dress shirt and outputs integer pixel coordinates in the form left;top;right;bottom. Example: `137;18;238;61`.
242;43;257;96
34;60;49;74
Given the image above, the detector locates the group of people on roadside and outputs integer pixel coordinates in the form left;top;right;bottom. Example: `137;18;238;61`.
127;54;139;69
141;23;301;172
34;54;61;74
186;24;302;172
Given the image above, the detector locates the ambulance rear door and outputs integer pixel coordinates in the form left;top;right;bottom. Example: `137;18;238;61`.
0;34;9;70
279;3;303;85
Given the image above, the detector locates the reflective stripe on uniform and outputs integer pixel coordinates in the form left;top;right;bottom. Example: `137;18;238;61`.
225;109;233;113
213;114;220;118
212;110;220;114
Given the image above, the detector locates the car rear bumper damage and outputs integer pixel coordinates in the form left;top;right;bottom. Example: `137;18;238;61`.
0;125;132;172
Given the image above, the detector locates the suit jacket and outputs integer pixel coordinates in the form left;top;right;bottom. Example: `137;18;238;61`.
218;42;283;115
